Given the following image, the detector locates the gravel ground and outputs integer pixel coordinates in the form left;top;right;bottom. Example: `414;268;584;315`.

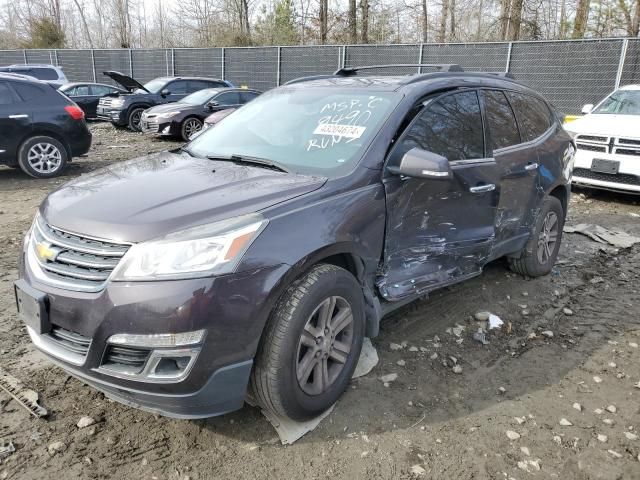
0;123;639;479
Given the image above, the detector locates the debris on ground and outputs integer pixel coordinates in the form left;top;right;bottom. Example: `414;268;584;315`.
487;314;503;330
472;329;489;345
0;441;14;459
47;441;66;455
0;367;48;418
352;338;378;378
77;416;96;429
564;224;640;249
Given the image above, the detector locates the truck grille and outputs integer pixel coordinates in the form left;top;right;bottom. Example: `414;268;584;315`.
575;134;640;157
30;217;130;292
573;168;640;186
99;97;115;107
49;326;92;358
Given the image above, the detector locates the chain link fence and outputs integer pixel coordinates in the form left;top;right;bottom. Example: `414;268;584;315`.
1;38;638;113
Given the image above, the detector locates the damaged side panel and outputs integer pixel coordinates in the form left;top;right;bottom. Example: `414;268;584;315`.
379;161;501;301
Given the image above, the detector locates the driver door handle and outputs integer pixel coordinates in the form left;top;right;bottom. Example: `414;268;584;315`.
525;162;539;171
469;184;496;194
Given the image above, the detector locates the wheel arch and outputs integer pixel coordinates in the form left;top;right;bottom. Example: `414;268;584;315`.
548;183;569;215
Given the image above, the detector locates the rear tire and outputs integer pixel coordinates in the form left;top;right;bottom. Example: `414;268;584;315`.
17;136;68;179
128;107;145;131
508;196;564;277
251;264;365;421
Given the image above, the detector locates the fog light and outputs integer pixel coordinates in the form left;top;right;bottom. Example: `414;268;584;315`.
162;126;170;134
108;329;205;348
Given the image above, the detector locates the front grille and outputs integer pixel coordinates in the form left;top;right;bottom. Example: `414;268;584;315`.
576;143;607;153
49;326;91;357
573;168;640;186
577;134;607;143
103;345;151;373
31;218;130;291
618;138;640;146
140;116;160;133
614;148;640;157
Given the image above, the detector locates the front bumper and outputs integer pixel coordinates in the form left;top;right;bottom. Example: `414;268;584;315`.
18;253;289;417
572;148;640;194
140;117;176;136
96;107;127;125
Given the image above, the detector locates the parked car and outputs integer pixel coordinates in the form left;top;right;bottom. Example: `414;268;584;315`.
0;64;68;88
564;84;640;194
141;88;260;141
96;71;234;131
59;83;127;119
16;66;573;421
0;73;91;178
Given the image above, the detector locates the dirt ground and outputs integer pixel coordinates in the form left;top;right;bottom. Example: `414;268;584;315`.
0;123;639;480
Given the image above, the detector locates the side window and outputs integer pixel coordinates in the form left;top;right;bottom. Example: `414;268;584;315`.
189;80;214;92
506;92;553;142
0;82;17;105
393;90;484;163
482;90;521;151
214;92;240;105
71;85;90;95
167;80;188;94
12;82;47;101
240;91;259;103
29;68;59;80
91;85;112;96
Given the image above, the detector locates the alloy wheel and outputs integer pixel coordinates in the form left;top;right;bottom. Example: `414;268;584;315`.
27;143;62;174
130;110;143;130
184;118;202;138
296;296;354;396
537;211;559;264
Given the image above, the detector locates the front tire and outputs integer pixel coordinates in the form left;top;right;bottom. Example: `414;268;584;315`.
251;264;365;421
128;107;145;131
509;196;564;277
181;117;203;141
17;136;68;178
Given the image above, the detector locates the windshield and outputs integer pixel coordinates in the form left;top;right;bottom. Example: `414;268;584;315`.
187;88;401;176
182;89;219;105
140;79;167;94
594;90;640;115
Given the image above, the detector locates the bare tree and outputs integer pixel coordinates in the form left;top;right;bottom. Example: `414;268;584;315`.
438;0;449;41
573;0;591;37
361;0;370;43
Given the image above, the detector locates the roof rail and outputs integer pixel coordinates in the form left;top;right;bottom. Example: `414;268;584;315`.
283;74;337;85
486;72;516;79
333;64;464;76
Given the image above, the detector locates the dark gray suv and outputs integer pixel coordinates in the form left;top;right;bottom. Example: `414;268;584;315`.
15;65;575;421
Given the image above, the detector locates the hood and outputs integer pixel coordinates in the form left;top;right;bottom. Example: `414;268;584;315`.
103;70;149;93
145;103;191;115
565;114;640;139
41;151;327;243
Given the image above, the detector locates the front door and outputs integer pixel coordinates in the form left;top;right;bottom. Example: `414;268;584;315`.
380;90;501;301
0;81;31;164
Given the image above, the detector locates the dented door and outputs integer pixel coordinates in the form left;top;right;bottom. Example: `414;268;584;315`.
378;90;501;302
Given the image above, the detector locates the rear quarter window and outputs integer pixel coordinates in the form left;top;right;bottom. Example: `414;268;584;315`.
482;90;521;151
28;68;60;80
0;82;18;105
12;82;49;101
506;92;554;142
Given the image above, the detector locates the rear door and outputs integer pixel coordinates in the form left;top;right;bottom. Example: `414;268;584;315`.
480;89;539;249
381;90;501;301
0;81;31;164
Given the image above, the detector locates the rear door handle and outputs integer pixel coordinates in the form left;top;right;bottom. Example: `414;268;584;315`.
9;114;28;119
469;184;496;194
525;162;539;171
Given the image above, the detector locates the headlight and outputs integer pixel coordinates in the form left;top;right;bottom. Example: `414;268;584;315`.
23;211;39;251
111;214;267;281
157;111;180;119
110;98;125;108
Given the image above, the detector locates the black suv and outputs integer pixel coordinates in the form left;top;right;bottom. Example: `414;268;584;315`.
0;73;91;178
97;71;234;131
16;65;574;421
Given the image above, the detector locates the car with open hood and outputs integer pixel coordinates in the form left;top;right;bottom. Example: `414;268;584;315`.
140;87;260;140
564;84;640;194
16;65;574;421
96;71;234;131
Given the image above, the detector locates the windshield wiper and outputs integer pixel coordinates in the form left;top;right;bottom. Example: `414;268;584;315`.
207;154;291;173
178;146;203;158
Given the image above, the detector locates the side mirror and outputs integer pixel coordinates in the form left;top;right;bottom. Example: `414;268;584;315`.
581;103;594;114
388;148;452;180
206;100;219;110
161;89;171;97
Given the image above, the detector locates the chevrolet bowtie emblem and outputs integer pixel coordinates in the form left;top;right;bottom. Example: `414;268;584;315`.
35;242;59;262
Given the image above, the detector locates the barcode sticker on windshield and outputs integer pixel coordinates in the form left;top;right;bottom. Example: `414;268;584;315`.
313;123;366;139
